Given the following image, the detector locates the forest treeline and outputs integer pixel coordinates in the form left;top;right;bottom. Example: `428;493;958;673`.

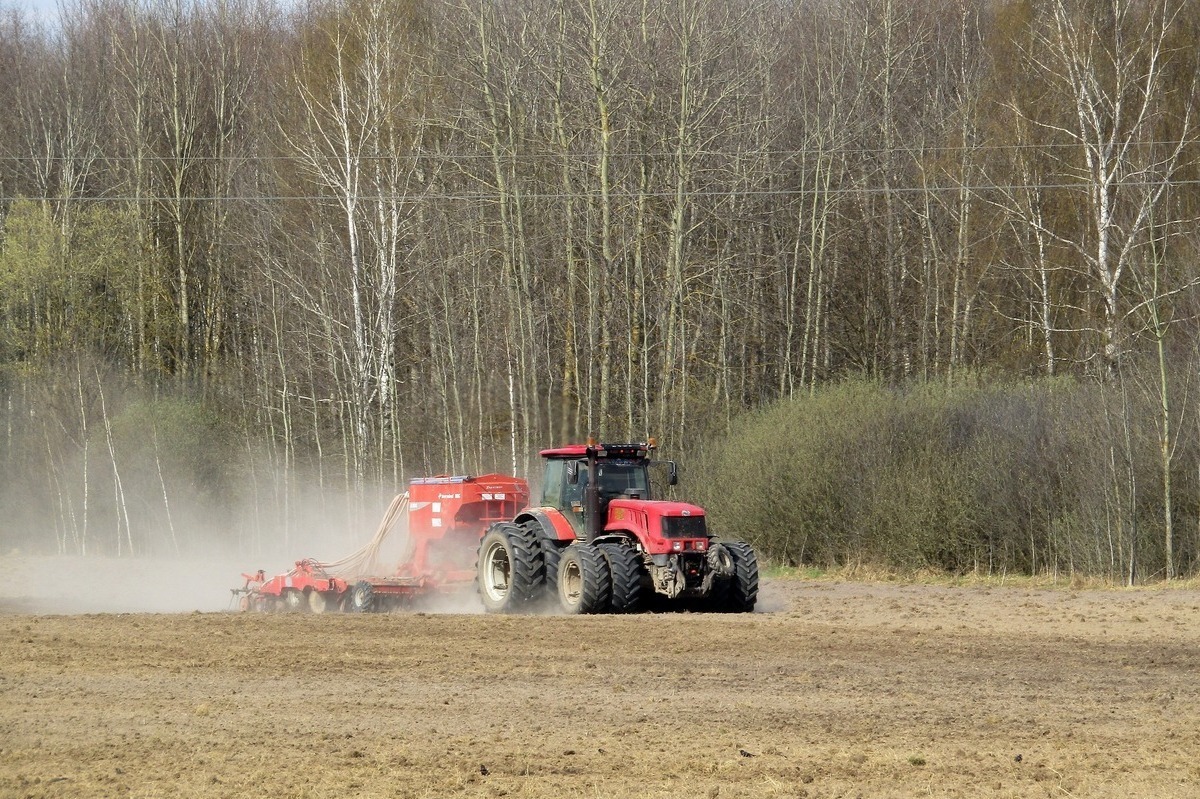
1;0;1198;580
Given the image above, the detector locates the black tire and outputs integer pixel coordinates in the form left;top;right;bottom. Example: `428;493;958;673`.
557;543;611;615
540;539;564;600
709;543;736;578
598;541;646;613
350;580;375;613
477;523;544;613
283;588;307;613
723;541;759;613
705;571;732;611
521;520;561;604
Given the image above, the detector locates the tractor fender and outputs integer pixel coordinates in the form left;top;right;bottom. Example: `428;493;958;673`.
592;532;638;548
515;507;577;542
601;522;644;541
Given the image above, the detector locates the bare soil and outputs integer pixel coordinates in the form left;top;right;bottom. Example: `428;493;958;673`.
2;576;1199;798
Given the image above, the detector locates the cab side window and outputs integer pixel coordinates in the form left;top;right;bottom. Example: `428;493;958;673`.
541;460;564;506
563;463;588;508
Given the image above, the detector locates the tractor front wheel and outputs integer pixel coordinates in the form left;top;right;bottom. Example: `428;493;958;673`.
723;541;759;613
557;544;611;615
477;524;542;613
598;542;645;613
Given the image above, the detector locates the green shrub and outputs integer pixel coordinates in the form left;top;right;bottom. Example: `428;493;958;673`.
696;376;1192;580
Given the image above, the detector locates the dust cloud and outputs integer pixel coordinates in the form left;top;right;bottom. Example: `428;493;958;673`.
0;473;429;614
0;497;425;615
0;555;256;614
0;551;495;615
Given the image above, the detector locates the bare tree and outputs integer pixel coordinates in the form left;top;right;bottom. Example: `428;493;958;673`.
283;0;430;484
1017;0;1194;378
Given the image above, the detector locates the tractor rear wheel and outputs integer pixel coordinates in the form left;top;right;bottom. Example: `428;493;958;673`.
477;523;543;613
283;588;306;613
540;540;563;601
723;541;759;613
557;543;611;615
598;541;645;613
521;521;561;605
350;581;375;613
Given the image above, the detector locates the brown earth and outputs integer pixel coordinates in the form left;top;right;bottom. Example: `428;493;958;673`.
2;577;1199;799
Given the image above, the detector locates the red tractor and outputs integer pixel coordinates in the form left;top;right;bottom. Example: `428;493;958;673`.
476;439;758;614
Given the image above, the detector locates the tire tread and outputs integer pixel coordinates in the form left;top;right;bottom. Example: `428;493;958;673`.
558;543;611;614
724;541;759;613
598;541;646;613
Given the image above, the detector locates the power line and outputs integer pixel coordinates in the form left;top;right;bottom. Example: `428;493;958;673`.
3;179;1200;203
0;140;1194;163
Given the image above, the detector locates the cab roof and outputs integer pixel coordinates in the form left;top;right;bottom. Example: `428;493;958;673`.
539;443;652;460
539;445;589;458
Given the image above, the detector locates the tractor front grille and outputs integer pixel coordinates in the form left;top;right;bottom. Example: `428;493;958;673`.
662;515;707;539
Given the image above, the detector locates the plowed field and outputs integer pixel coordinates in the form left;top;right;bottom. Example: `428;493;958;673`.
2;571;1199;798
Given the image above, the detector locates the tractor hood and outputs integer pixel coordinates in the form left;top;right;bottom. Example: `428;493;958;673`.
607;498;705;518
605;498;709;555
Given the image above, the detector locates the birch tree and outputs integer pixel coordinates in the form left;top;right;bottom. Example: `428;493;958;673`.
284;0;431;483
1020;0;1194;378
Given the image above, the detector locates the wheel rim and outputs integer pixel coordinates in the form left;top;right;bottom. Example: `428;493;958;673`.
482;539;512;602
561;557;583;607
284;590;305;612
716;547;734;575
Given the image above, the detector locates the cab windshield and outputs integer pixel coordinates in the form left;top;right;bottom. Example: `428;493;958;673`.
557;460;651;510
593;461;650;498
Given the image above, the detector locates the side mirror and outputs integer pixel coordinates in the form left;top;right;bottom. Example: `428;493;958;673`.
566;460;579;484
668;462;678;486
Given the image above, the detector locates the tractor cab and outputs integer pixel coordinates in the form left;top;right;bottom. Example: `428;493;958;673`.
538;440;677;540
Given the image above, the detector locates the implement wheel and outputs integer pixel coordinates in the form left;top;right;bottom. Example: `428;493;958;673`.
308;590;329;614
283;589;306;613
477;523;543;613
350;581;375;613
557;544;611;615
